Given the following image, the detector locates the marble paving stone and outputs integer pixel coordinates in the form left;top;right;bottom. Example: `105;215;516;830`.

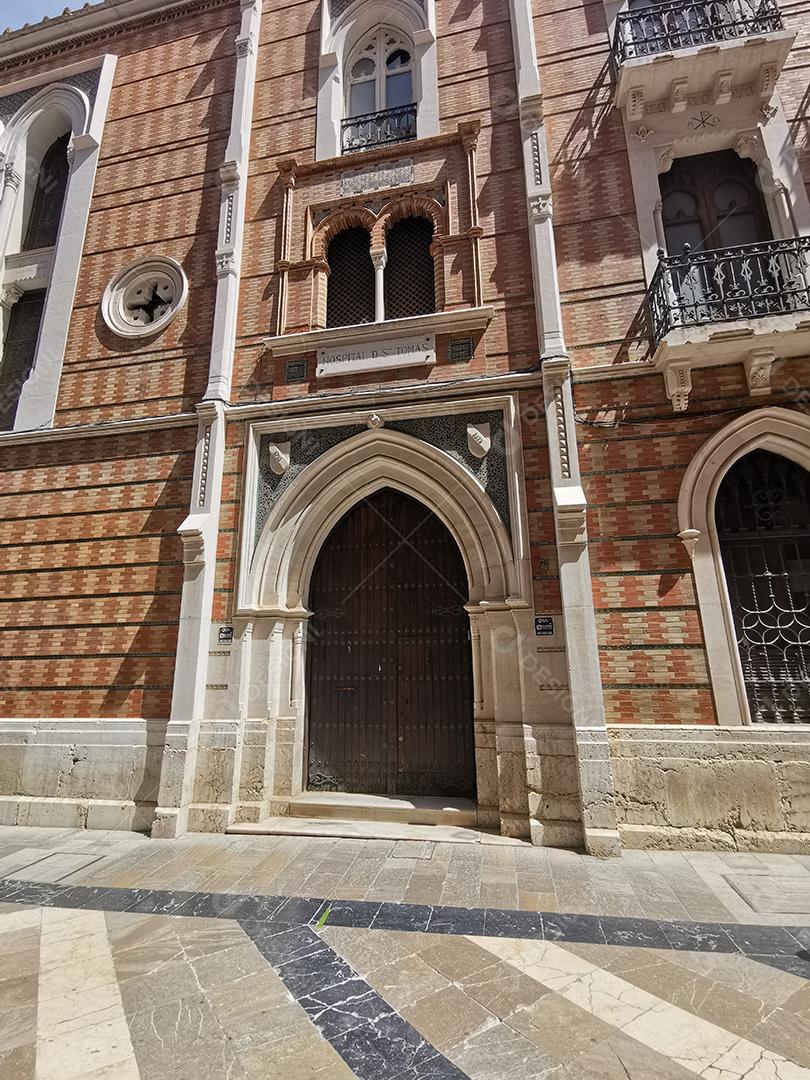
363;954;450;1009
456;958;550;1018
446;1020;562;1080
36;908;139;1080
503;991;621;1062
726;874;810;915
320;926;419;974
474;936;810;1079
0;1043;35;1080
564;1031;697;1080
399;984;495;1053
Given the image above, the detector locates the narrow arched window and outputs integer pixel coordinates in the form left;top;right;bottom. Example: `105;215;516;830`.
23;133;70;252
326;226;375;328
0;289;46;430
384;216;435;320
716;449;810;724
342;28;416;153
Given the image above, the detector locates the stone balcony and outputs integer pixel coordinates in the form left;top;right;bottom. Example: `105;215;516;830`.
648;236;810;409
611;0;795;120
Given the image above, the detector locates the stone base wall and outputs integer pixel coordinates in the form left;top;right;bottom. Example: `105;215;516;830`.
609;724;810;853
0;719;164;831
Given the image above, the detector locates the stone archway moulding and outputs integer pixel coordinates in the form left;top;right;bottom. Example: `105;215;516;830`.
243;426;522;615
678;406;810;726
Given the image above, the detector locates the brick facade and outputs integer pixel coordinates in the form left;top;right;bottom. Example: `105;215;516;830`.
0;0;808;849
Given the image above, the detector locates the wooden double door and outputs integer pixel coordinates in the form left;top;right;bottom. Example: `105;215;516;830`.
305;488;476;798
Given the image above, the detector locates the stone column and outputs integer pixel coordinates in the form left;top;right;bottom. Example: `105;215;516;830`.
483;604;533;840
153;401;226;837
371;249;387;324
543;358;621;857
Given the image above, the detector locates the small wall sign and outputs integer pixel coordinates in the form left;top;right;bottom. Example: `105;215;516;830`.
217;625;234;645
316;334;435;377
534;616;554;636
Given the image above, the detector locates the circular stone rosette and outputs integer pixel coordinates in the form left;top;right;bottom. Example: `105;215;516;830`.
101;256;188;337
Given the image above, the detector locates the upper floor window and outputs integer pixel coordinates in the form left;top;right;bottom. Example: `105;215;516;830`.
0;290;46;430
325;215;436;328
342;27;417;153
384;216;435;319
326;226;375;328
22;132;70;252
661;150;771;255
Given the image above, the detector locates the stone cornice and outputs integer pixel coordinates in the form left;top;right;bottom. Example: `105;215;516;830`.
0;0;234;69
0;410;197;447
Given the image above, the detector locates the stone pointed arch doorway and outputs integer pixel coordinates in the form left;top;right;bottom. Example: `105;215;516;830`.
305;486;476;799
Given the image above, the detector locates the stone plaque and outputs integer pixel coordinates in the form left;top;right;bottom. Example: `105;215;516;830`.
340;158;414;196
316;334;435;378
725;874;810;914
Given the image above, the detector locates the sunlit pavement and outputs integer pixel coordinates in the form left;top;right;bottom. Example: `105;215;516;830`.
1;826;810;1079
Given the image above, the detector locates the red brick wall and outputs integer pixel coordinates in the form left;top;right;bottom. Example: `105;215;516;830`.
0;427;195;718
0;2;237;717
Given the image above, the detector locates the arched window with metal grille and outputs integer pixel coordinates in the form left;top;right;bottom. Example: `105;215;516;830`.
22;132;70;252
326;226;376;328
384;216;435;321
716;449;810;724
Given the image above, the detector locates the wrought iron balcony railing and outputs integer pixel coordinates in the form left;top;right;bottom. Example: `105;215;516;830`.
613;0;784;65
648;236;810;349
341;103;417;154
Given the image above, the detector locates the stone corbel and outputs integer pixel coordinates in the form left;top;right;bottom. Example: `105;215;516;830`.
458;119;481;151
267;440;290;475
528;194;552;221
663;359;692;412
657;146;675;174
0;285;22;312
235;33;254;58
554;485;588;546
178;513;207;567
467;422;491;459
519;93;544;132
758;62;778;100
3;166;21;194
215;250;237;278
627;86;644;122
734;131;763;163
743;348;776;396
219;160;241;190
712;70;733;106
669;78;688;114
678;528;701;560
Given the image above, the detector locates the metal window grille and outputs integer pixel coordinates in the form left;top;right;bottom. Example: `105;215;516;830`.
23;133;70;252
613;0;783;65
648;237;810;349
717;449;810;724
0;290;45;431
326;226;376;328
448;337;474;363
384;216;435;321
284;359;307;384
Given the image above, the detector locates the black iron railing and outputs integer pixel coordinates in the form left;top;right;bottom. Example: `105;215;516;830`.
648;236;810;348
613;0;783;64
341;103;417;154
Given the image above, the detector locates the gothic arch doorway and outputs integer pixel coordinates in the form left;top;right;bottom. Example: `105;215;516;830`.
716;449;810;724
305;487;476;798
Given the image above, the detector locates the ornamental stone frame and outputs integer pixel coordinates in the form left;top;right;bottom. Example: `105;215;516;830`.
315;0;439;161
0;56;117;432
677;406;810;727
232;422;539;839
309;193;447;329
